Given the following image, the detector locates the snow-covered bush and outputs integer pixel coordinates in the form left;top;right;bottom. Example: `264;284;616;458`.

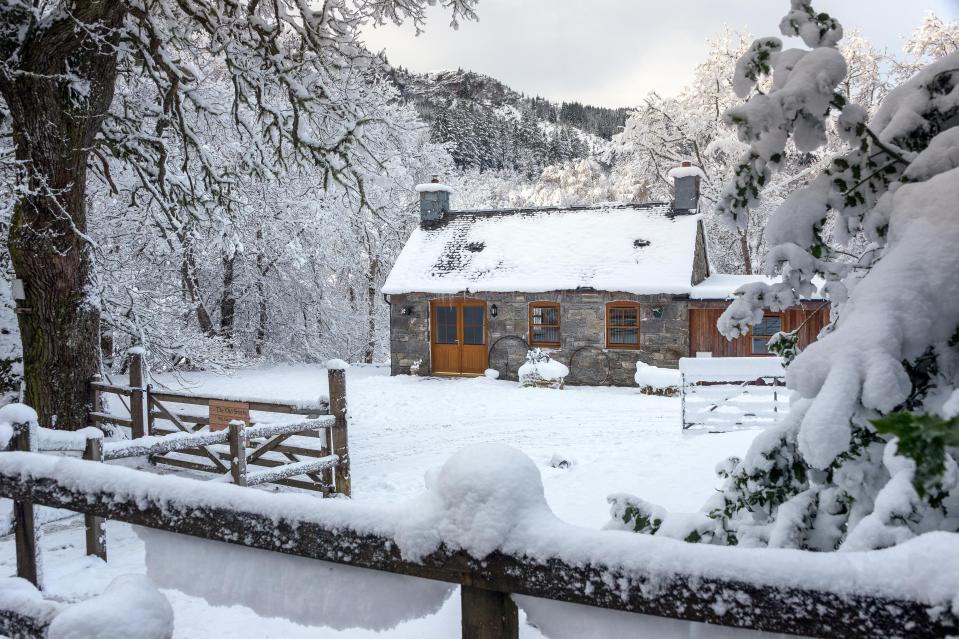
612;1;959;551
518;349;568;389
633;361;680;396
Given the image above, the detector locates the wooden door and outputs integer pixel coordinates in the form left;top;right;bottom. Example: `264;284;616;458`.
430;299;487;375
460;301;488;375
431;301;460;374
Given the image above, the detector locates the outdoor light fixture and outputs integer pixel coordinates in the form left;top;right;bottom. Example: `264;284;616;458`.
490;304;498;318
652;306;664;318
401;306;413;316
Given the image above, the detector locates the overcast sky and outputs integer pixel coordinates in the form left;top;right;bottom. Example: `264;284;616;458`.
362;0;959;107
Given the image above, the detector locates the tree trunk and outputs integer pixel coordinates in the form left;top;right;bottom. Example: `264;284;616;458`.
0;4;126;429
219;252;236;343
738;230;754;275
254;229;268;357
179;226;215;337
363;257;380;365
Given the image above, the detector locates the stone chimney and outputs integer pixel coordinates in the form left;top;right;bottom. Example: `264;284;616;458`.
417;175;452;223
669;161;702;213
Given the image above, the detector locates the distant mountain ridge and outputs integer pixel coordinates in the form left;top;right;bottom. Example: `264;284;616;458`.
387;67;629;176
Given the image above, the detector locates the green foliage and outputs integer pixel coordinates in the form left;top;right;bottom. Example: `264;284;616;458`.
768;330;800;364
873;412;959;498
620;503;663;534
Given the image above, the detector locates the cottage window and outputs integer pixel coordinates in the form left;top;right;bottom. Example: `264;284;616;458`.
751;313;783;355
529;302;561;347
606;302;640;348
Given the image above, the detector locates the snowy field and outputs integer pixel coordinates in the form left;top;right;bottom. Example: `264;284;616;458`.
1;365;764;638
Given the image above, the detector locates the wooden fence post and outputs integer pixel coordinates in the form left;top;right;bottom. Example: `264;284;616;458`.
328;367;350;497
228;420;248;486
129;349;146;439
90;373;101;418
13;421;41;589
83;437;107;560
461;586;519;639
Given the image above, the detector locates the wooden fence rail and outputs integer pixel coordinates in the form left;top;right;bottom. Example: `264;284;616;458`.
1;451;952;639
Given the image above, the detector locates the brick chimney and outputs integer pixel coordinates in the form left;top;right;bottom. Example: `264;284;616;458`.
417;175;452;223
669;161;702;213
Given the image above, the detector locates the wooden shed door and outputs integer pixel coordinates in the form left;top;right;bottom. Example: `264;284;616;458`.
431;300;487;375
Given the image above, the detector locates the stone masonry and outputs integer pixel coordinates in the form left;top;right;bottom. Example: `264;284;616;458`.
389;290;690;387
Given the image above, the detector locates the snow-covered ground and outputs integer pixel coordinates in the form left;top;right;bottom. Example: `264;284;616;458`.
1;365;763;638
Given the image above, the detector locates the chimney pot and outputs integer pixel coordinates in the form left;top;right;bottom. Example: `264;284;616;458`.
670;162;701;213
417;180;451;223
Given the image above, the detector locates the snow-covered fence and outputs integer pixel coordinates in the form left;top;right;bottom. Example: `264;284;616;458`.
680;357;788;431
1;451;953;639
11;415;339;587
90;353;350;495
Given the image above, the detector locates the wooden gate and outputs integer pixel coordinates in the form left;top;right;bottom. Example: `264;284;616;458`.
680;357;788;431
89;352;349;495
430;299;487;375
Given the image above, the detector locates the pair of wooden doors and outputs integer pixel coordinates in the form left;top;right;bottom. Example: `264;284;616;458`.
430;299;487;375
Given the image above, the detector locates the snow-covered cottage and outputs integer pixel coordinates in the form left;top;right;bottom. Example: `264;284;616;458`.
382;171;828;386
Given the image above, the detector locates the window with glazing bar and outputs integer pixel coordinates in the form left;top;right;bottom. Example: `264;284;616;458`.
606;302;640;348
529;302;560;347
751;313;783;355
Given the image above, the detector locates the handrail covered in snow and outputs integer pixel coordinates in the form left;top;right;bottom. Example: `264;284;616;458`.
0;451;953;639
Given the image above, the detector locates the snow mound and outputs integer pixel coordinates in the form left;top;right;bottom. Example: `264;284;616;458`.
324;358;349;370
633;362;680;390
484;368;500;379
395;444;555;560
47;574;173;639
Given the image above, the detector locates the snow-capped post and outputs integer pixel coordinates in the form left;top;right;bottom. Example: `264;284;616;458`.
128;348;147;439
228;420;248;487
461;585;519;639
12;418;41;589
327;360;350;496
83;436;107;560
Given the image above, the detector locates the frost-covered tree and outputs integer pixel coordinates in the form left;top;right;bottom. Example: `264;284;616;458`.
0;0;476;428
611;2;959;551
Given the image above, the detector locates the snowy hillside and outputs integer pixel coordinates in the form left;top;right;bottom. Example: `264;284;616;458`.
387;67;625;174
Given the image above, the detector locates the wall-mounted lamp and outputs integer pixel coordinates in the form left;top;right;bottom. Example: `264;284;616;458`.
401;306;413;316
651;306;664;318
490;304;498;318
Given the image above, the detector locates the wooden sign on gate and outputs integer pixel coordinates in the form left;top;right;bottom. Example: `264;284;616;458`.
209;400;250;432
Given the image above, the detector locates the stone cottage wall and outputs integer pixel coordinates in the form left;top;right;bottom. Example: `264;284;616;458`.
389;291;689;387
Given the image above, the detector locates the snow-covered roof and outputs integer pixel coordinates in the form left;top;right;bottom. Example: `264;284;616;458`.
382;203;703;295
690;274;827;300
